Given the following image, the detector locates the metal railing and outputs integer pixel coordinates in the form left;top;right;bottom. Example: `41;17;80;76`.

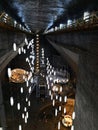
45;11;98;34
0;12;31;33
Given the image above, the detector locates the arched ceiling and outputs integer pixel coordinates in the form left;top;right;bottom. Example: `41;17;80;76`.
0;0;98;33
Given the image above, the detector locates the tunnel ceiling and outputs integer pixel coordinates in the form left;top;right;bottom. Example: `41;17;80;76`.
0;0;98;33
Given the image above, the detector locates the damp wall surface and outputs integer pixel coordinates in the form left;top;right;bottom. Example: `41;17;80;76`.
0;28;26;73
74;53;98;130
46;29;98;130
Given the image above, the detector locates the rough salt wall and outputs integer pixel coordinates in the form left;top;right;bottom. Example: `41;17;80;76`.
74;52;98;130
0;28;26;72
46;29;98;130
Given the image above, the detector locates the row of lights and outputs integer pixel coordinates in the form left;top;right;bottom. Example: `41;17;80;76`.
22;38;35;125
46;58;69;84
45;11;90;34
8;37;36;130
35;34;40;73
7;36;76;130
46;58;76;130
46;58;67;130
0;12;31;33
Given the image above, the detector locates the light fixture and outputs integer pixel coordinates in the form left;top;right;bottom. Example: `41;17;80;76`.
64;108;66;114
21;47;24;52
59;106;61;111
23;49;26;54
55;109;58;116
25;37;28;45
36;34;39;37
36;44;39;46
72;112;75;120
18;48;21;55
9;68;30;83
26;97;28;102
22;113;25;119
30;78;33;83
59;96;62;102
13;43;17;51
17;103;20;110
71;125;74;130
36;40;39;43
25;116;27;123
62;115;73;127
26;112;29;118
56;95;58;100
58;121;60;130
60;86;63;92
7;68;11;78
19;125;22;130
24;107;27;112
28;101;31;107
29;86;31;93
10;97;14;106
64;96;67;102
52;100;55;106
20;87;23;94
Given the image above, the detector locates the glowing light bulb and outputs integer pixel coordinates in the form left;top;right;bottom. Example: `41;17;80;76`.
19;125;22;130
28;101;31;106
23;49;26;54
58;121;60;130
24;107;27;112
64;108;66;114
17;103;20;110
20;87;23;93
29;86;31;93
51;94;53;100
22;113;24;119
7;68;11;78
52;100;55;106
21;47;24;52
72;112;75;120
13;43;17;51
18;48;21;55
10;97;14;106
55;109;57;116
25;116;27;123
64;96;67;102
26;112;29;118
60;86;63;92
56;95;58;100
26;97;28;102
71;125;74;130
59;96;62;102
59;106;61;111
30;78;33;83
25;37;28;45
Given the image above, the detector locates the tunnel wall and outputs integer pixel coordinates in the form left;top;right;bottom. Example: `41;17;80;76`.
74;53;98;130
46;29;98;130
0;28;26;73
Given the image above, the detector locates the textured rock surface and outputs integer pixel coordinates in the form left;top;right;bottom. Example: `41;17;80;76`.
0;28;26;72
74;53;98;130
46;29;98;130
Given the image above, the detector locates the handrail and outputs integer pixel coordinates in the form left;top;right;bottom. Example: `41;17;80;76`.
0;12;32;34
45;11;98;34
